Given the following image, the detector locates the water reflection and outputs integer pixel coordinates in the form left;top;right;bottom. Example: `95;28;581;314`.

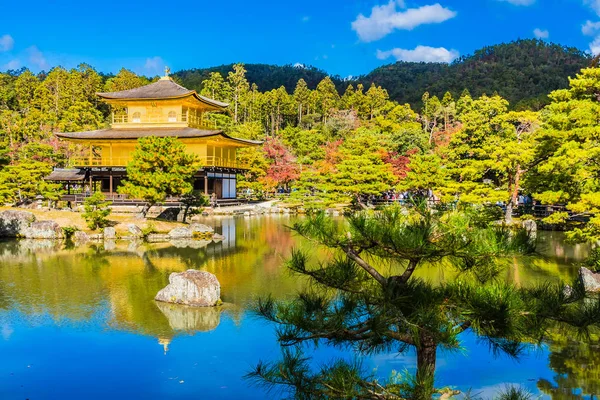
0;218;597;397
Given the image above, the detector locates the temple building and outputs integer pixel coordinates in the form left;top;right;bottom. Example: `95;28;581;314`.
46;69;259;201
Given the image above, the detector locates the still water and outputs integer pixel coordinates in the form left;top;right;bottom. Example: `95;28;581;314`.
0;216;595;399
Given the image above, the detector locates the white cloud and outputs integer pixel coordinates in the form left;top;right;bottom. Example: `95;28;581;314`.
590;36;600;54
351;1;457;42
498;0;535;5
585;0;600;16
376;45;459;63
583;20;600;35
2;59;20;70
293;63;306;68
144;56;165;75
26;46;47;70
0;34;14;52
533;28;549;39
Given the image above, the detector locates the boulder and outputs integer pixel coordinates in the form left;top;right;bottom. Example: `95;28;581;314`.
23;220;64;239
168;227;193;239
189;223;214;234
0;210;35;237
128;223;143;237
73;231;89;242
522;219;537;243
155;270;221;307
580;267;600;292
103;227;116;239
212;233;225;241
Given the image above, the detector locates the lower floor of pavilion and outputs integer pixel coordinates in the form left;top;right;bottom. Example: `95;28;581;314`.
45;167;240;200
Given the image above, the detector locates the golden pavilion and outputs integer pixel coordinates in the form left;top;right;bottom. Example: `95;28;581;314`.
46;69;260;201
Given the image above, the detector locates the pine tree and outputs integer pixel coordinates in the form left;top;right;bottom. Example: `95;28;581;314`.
249;205;600;399
118;137;199;217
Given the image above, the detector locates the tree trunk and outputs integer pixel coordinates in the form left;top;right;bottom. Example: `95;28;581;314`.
414;338;437;400
505;165;522;224
139;202;152;219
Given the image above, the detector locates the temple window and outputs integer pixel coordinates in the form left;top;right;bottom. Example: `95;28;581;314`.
168;111;177;122
132;112;141;123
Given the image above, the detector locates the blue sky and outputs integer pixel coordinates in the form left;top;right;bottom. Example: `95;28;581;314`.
1;0;599;78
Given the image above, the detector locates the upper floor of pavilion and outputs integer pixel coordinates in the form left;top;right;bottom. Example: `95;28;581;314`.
98;70;228;130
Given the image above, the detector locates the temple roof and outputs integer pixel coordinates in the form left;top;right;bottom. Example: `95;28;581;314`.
55;128;262;146
44;168;87;181
97;78;229;110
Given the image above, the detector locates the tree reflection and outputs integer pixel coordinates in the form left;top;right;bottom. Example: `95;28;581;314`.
538;334;600;399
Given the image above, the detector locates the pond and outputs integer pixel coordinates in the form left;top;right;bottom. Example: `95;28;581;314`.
0;215;595;399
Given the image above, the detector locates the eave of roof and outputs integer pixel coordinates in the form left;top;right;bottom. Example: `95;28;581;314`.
97;78;229;110
44;168;87;181
55;128;262;146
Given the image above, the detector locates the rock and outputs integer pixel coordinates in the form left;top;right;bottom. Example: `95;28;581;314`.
243;211;251;217
155;270;221;307
580;267;600;292
23;220;64;239
522;219;537;243
104;240;116;251
212;233;225;241
146;233;170;243
189;223;214;234
128;224;143;237
88;234;103;240
170;239;211;249
168;227;193;239
0;210;35;237
73;231;89;242
103;227;116;239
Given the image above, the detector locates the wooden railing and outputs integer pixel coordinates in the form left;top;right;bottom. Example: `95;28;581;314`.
69;155;248;169
110;113;217;129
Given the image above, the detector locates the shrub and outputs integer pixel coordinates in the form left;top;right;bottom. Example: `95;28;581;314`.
82;192;111;230
62;226;78;240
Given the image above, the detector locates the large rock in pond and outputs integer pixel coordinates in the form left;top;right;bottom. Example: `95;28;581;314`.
128;223;143;237
522;219;537;243
168;227;193;239
0;210;35;237
73;230;89;242
189;223;214;235
23;220;64;239
103;227;116;239
580;267;600;292
155;270;221;307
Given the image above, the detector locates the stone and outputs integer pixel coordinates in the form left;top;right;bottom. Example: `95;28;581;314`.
73;231;89;242
23;220;64;239
155;270;221;307
189;223;214;234
104;240;116;251
168;227;193;239
103;227;116;239
0;210;35;237
522;219;537;243
146;233;170;243
243;211;251;217
128;223;143;237
580;267;600;292
212;233;225;241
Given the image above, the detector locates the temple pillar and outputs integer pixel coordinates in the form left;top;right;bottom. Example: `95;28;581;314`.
109;170;113;194
204;175;208;195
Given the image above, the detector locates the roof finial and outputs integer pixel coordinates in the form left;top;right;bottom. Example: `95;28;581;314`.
164;66;171;77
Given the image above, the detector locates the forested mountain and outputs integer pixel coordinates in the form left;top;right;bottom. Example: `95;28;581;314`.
358;40;591;109
174;40;590;109
174;64;332;95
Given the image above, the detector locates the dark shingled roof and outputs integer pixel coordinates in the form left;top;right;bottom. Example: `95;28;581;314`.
44;168;87;181
55;128;262;145
97;78;229;109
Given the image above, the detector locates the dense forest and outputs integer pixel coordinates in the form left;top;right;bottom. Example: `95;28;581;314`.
173;40;590;109
0;38;599;241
